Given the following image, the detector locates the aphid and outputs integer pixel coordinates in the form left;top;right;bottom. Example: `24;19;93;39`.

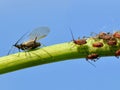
97;32;112;40
98;32;107;39
113;32;120;39
92;42;103;48
86;53;99;62
70;29;87;45
107;37;117;46
73;38;87;45
8;26;50;54
115;49;120;58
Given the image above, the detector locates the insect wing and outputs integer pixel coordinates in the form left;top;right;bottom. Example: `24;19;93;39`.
29;27;50;41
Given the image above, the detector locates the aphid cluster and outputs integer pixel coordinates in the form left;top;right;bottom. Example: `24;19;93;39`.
70;30;120;66
70;29;99;67
95;31;120;58
95;32;118;46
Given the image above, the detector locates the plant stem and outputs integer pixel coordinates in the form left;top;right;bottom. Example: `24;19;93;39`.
0;38;119;74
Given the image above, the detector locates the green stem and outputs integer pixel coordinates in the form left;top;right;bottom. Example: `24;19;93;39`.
0;38;119;74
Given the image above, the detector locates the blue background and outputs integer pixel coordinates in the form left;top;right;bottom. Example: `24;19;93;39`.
0;0;120;90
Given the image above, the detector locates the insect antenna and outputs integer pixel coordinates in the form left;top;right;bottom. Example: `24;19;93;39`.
69;28;75;41
7;46;14;55
8;31;29;55
14;31;29;46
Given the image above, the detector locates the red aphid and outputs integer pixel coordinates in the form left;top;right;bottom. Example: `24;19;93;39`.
70;29;87;45
73;38;87;45
86;53;99;62
107;37;117;46
92;42;103;48
113;32;120;39
115;49;120;58
98;32;112;40
98;32;107;39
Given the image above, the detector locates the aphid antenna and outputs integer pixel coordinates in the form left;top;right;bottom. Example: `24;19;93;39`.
86;60;96;68
8;31;29;55
7;45;20;55
69;28;75;41
14;31;29;46
7;46;14;55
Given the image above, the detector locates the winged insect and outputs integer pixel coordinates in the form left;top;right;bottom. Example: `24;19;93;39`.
8;27;50;55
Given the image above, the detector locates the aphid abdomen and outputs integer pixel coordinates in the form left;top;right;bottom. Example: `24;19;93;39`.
74;39;87;45
98;32;112;40
107;38;117;46
21;40;40;50
113;32;120;39
92;42;103;47
31;42;41;49
98;32;107;39
103;35;112;40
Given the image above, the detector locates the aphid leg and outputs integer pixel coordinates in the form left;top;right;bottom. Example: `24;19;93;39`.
17;49;21;56
69;28;75;41
24;49;31;57
31;51;42;58
24;50;28;56
93;59;96;62
115;56;119;59
27;51;31;57
92;57;100;62
86;59;96;68
70;43;77;48
41;48;54;60
96;57;100;61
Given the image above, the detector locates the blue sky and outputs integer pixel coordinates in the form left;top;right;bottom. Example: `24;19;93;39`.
0;0;120;90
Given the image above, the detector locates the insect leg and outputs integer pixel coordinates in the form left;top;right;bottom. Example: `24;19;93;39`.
86;60;96;68
17;49;21;56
